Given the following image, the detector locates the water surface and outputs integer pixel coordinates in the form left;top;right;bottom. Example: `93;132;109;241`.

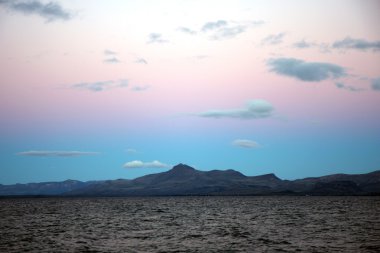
1;196;379;252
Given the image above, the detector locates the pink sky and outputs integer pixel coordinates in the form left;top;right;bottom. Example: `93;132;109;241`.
0;0;379;183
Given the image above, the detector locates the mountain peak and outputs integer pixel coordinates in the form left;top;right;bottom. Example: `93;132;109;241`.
252;173;281;181
171;163;196;172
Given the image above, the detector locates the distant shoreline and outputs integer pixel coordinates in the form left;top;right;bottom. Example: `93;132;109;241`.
2;193;380;199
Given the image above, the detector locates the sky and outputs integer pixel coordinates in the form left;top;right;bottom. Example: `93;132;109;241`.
1;0;380;184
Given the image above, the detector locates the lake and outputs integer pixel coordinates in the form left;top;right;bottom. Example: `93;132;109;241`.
1;196;379;252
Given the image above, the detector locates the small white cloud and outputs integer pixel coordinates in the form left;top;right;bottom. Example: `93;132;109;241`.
177;26;197;35
232;139;260;148
201;19;263;40
104;57;120;64
262;32;286;45
293;39;316;49
104;49;117;55
126;148;137;154
198;99;274;119
202;20;228;32
147;33;168;44
123;160;170;169
71;79;128;92
195;55;209;60
135;58;148;64
132;85;150;92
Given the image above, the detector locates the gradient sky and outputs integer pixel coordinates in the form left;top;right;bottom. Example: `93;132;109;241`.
1;0;380;184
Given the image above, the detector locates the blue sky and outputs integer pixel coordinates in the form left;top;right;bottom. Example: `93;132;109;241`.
0;0;379;184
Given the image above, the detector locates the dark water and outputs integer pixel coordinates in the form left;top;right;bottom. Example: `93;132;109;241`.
1;197;379;252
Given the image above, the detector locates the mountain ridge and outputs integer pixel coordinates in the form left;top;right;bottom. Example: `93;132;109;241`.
1;164;379;196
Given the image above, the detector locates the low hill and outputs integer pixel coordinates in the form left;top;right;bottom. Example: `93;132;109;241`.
1;164;379;196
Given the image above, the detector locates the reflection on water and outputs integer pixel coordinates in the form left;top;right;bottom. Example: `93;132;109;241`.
1;196;379;252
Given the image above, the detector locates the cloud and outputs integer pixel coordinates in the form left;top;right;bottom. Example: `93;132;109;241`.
147;33;168;44
371;78;380;91
72;80;114;92
123;160;170;169
211;25;246;40
201;20;263;40
103;57;120;64
132;85;150;92
262;32;286;45
201;20;228;32
292;39;316;49
292;37;380;53
268;57;346;82
232;139;260;148
250;20;265;26
118;79;129;87
177;26;197;35
335;82;363;92
72;79;128;92
198;99;274;119
126;148;137;154
292;40;330;53
0;0;72;22
177;20;263;41
17;150;99;157
104;49;117;55
195;55;209;60
332;37;380;51
135;58;148;64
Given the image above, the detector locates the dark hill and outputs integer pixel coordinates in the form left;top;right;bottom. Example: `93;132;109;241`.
1;164;379;196
0;179;95;196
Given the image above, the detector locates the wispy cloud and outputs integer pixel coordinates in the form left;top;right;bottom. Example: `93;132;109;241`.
123;160;170;169
0;0;72;22
126;148;138;154
103;57;120;64
335;82;363;92
201;20;263;40
104;49;117;55
262;32;286;45
176;20;263;41
135;58;148;64
333;37;380;52
292;39;317;49
17;150;99;157
292;37;380;53
147;33;168;44
72;79;128;92
102;50;120;63
195;55;209;60
268;58;346;82
132;85;150;92
177;26;197;35
292;39;330;53
232;139;260;148
210;25;246;40
371;78;380;91
201;20;228;32
198;99;274;119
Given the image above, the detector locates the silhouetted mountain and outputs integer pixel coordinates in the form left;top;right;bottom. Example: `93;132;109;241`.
308;181;362;196
247;173;282;188
0;179;96;196
1;164;379;196
64;165;380;196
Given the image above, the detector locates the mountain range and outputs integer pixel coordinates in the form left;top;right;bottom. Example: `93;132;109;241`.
1;164;379;196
